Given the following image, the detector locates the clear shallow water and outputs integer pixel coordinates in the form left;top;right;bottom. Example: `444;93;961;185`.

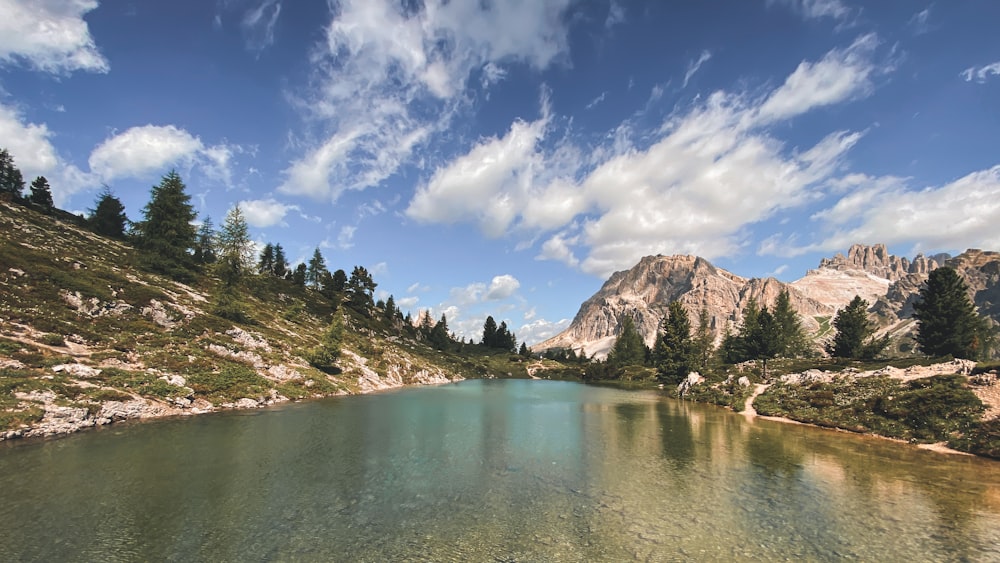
2;379;1000;562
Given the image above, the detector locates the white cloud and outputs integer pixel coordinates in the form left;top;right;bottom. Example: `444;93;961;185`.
89;125;204;181
242;0;281;52
337;225;356;249
772;166;1000;256
0;0;108;74
756;34;881;125
683;50;712;89
370;261;388;276
88;125;243;185
450;282;486;307
768;0;851;21
397;296;419;310
279;0;576;201
585;91;607;109
407;36;885;278
961;62;1000;83
0;100;93;204
518;318;572;346
240;198;294;228
486;275;521;300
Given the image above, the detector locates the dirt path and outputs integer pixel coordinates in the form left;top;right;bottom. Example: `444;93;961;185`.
741;383;770;416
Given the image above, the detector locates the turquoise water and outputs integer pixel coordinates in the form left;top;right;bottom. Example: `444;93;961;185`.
2;379;1000;561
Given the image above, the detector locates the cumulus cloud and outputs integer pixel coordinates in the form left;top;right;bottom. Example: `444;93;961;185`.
278;0;576;201
961;62;1000;83
88;125;242;185
0;100;93;204
0;0;108;74
405;35;886;278
768;166;1000;256
89;125;204;181
240;198;294;228
518;318;572;346
486;275;521;300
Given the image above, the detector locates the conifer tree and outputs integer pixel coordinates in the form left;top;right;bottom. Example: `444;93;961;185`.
773;289;809;357
28;176;53;209
482;315;498;347
88;187;128;239
330;269;348;293
292;263;307;287
347;266;376;314
193;217;217;265
212;204;255;321
307;312;344;371
134;170;198;280
653;301;694;383
0;148;25;198
429;314;451;350
828;295;888;360
258;243;275;275
306;248;327;287
384;295;397;322
273;244;288;278
519;342;531;357
744;307;782;378
607;315;647;368
692;307;714;371
914;267;994;359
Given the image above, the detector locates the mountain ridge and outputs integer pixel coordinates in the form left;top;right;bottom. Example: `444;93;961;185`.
538;243;999;359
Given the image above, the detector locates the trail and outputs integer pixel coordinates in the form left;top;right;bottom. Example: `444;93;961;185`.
740;383;769;416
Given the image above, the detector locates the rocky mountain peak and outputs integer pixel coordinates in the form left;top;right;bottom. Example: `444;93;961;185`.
818;243;910;281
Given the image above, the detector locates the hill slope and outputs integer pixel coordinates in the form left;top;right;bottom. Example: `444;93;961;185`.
0;203;525;440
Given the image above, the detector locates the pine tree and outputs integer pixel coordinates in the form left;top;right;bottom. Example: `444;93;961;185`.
384;295;397;322
653;301;694;383
134;170;198;280
272;244;288;278
518;342;530;357
429;314;451;350
773;289;809;357
307;312;344;371
330;269;347;293
482;316;498;347
419;310;434;336
607;315;647;368
914;267;994;359
28;176;54;209
692;307;714;371
258;243;275;275
193;217;217;265
347;266;376;314
292;263;307;287
88;187;128;239
0;148;25;198
828;295;888;360
744;307;782;379
306;248;327;287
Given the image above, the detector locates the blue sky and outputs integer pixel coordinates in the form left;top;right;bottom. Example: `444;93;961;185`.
2;0;999;345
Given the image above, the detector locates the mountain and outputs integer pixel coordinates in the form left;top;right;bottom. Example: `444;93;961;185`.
538;243;999;359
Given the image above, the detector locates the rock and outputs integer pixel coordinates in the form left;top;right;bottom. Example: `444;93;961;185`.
737;376;750;387
141;299;178;328
51;363;102;378
234;398;260;409
226;328;272;351
266;364;300;381
677;372;705;397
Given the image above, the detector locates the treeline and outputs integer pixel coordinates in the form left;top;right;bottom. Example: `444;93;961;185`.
2;146;534;366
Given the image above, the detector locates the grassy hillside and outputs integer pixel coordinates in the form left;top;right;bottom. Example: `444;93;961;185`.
0;202;529;440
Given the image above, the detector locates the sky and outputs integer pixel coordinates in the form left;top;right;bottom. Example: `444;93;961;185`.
1;0;999;345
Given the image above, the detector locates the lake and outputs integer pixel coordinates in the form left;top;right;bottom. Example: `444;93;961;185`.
2;379;999;561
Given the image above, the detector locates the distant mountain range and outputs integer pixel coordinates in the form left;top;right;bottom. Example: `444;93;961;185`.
537;244;1000;359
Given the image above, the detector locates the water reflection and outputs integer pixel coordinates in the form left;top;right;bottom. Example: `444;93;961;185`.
1;380;999;561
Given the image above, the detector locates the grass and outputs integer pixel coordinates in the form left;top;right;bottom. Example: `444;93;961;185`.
755;374;985;445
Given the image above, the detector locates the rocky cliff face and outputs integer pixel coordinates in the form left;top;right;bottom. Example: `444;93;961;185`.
538;244;997;359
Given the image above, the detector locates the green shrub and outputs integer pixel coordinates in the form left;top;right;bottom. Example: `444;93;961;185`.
40;333;66;347
186;366;270;402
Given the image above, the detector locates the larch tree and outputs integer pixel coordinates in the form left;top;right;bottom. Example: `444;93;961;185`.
212;204;255;322
306;248;328;288
134;170;198;280
692;307;714;371
914;267;994;360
